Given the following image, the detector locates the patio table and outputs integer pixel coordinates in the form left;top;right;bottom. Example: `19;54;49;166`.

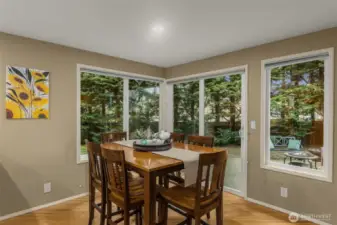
283;151;319;169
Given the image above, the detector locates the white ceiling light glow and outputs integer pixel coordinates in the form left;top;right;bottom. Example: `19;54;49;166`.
152;24;164;33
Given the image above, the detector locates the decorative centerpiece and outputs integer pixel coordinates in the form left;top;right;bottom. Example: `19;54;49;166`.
133;130;172;152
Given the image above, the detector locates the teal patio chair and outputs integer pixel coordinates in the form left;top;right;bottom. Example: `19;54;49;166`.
287;139;302;151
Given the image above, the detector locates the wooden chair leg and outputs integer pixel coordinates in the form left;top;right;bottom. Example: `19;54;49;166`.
206;212;211;220
88;184;95;225
216;205;223;225
136;207;142;225
186;217;192;225
195;217;201;225
124;209;130;225
100;189;106;225
106;199;112;225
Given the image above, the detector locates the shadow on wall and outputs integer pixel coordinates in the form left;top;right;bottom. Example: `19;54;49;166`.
0;151;87;224
0;160;37;223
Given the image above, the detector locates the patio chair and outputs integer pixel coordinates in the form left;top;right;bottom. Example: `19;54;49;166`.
273;139;301;151
287;139;302;151
270;139;275;150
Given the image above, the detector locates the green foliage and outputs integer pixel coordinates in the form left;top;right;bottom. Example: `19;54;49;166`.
81;72;123;144
270;60;324;139
173;81;200;135
204;75;241;126
214;128;237;146
80;73;159;144
129;80;159;139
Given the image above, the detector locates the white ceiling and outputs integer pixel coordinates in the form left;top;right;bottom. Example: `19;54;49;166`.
1;0;337;67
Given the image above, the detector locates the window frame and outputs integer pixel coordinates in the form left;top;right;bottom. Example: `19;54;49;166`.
260;48;334;182
76;64;165;164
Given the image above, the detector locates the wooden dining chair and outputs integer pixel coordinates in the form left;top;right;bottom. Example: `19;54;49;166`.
87;142;107;225
101;146;144;225
170;132;185;143
101;131;127;143
159;150;228;225
187;135;214;147
167;135;215;219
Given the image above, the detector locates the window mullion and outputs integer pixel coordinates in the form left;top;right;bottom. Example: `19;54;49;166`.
165;83;174;132
199;79;205;136
123;78;129;140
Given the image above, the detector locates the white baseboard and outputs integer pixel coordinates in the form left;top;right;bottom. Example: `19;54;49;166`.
247;198;331;225
223;186;243;197
0;192;88;222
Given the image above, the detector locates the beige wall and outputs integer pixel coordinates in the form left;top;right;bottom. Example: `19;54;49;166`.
0;32;164;217
166;27;337;224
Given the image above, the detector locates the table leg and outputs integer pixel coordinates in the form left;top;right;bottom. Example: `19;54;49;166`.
144;172;156;225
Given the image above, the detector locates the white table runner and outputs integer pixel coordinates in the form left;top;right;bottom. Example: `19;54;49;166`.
114;140;200;186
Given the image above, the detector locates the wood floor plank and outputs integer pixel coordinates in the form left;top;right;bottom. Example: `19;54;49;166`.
0;193;314;225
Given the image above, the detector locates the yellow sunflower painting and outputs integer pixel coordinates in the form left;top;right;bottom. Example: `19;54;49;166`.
6;66;50;119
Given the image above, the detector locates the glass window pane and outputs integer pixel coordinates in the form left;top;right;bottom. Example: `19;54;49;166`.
173;81;199;136
80;73;123;156
129;80;160;139
269;60;324;170
205;74;242;191
204;75;242;146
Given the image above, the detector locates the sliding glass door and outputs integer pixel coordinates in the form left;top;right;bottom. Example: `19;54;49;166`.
204;74;244;194
170;71;246;196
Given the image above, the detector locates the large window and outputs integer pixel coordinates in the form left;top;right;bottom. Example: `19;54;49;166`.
173;81;199;136
261;49;334;181
77;65;163;163
80;72;123;158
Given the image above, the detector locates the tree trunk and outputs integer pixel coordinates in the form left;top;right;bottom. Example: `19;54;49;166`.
229;96;236;131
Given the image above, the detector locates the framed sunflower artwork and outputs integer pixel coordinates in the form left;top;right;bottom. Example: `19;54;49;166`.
6;66;49;119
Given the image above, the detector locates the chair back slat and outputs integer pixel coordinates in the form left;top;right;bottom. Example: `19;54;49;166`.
101;132;127;143
170;132;185;143
188;135;214;147
87;142;103;182
195;151;227;210
101;147;129;202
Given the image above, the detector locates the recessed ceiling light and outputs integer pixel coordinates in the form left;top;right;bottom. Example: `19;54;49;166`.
151;24;164;33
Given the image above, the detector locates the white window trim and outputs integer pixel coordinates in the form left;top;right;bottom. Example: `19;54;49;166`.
260;48;334;182
76;64;165;164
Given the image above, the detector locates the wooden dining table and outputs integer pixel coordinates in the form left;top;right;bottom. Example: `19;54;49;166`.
101;142;223;225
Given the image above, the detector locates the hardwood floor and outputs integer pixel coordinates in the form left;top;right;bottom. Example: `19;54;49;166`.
0;192;313;225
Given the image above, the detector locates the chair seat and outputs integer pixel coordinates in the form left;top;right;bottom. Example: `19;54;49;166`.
160;185;218;212
109;177;144;207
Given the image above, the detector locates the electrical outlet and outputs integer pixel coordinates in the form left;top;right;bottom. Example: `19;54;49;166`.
280;187;288;198
44;182;51;193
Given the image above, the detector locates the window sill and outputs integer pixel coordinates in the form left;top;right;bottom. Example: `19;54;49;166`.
77;154;88;164
261;162;332;183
